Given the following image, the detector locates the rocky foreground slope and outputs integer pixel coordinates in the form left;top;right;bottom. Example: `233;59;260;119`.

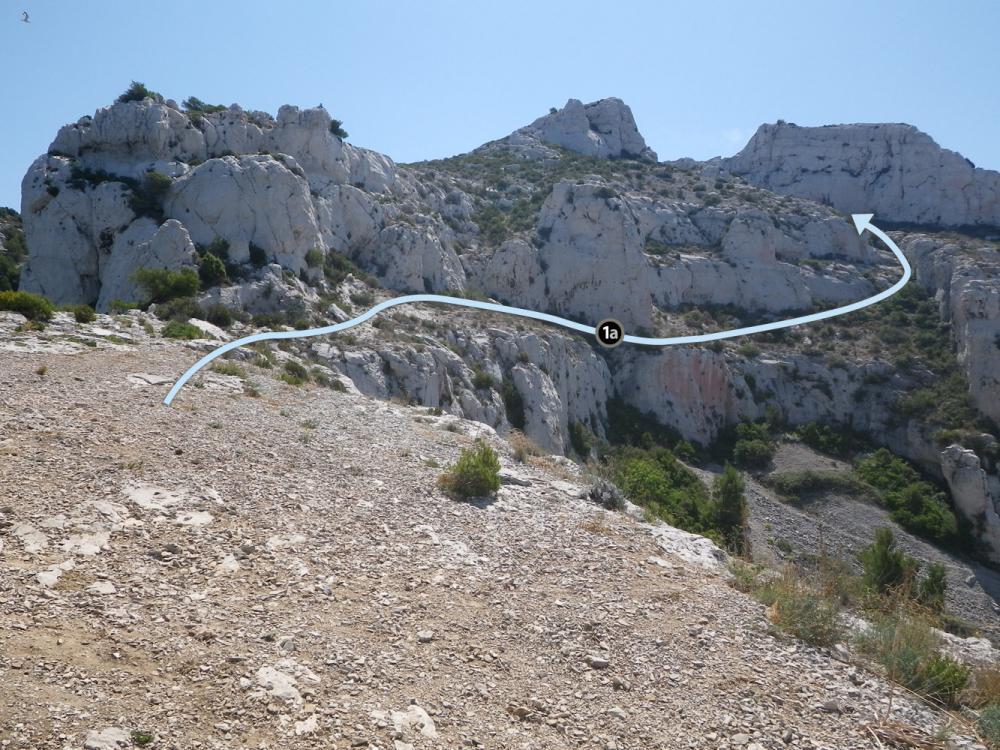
0;319;991;749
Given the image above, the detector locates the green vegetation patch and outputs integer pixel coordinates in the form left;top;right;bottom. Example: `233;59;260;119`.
437;440;501;498
0;290;54;321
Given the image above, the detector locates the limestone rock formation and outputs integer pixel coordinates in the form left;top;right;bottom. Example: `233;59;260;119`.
941;444;1000;559
508;98;658;161
723;122;1000;228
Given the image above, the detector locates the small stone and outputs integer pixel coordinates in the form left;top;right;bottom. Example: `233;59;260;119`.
586;655;610;669
607;706;627;720
730;733;750;746
417;630;434;643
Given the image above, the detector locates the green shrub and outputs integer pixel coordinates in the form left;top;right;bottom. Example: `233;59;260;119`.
305;248;324;267
108;299;140;314
0;290;54;321
161;321;202;339
733;438;775;469
714;464;747;553
758;571;843;647
128;172;172;220
859;527;918;594
280;360;310;386
611;446;717;537
198;253;228;289
182;96;226;114
766;470;874;504
349;290;375;308
797;421;866;458
133;267;199;304
857;613;969;707
211;361;246;378
249;243;268;267
153;296;203;322
471;367;494;390
855;449;959;545
568;420;593;457
67;304;96;323
437;440;501;498
204;303;233;328
323;250;373;286
329;119;348;139
116;81;163;104
502;380;525;429
980;705;1000;749
917;562;947;613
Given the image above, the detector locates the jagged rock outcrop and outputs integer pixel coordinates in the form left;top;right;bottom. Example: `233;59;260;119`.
505;98;657;161
723;122;1000;228
941;444;1000;559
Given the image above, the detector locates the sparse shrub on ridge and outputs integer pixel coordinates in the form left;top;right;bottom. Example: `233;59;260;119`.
116;81;163;104
437;440;501;498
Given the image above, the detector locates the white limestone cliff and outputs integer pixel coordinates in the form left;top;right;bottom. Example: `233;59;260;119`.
723;122;1000;228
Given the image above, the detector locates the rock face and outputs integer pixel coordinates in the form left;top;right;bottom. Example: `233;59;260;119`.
508;98;658;161
18;99;423;310
723;122;1000;228
941;445;1000;559
903;234;1000;424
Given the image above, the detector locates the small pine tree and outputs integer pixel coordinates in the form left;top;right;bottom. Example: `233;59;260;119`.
714;464;748;554
859;527;918;594
917;562;947;613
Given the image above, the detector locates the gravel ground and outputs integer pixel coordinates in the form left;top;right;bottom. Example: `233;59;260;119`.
0;313;989;749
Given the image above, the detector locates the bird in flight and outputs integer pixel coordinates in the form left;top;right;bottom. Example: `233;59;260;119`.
21;10;30;22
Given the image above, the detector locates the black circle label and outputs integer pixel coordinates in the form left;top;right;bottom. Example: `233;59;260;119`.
595;319;624;348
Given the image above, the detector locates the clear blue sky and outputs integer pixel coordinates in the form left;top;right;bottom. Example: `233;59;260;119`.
2;0;998;211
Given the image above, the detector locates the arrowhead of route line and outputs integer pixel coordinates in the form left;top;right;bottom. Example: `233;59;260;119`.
851;213;875;235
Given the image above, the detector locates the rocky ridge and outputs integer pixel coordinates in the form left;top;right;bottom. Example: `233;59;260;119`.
10;89;1000;561
722;122;1000;229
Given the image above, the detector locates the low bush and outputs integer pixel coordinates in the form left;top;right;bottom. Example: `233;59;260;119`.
161;321;202;339
732;421;775;469
855;449;959;545
133;267;199;304
757;570;844;647
766;470;874;504
856;613;969;707
249;243;268;267
611;445;718;538
66;304;96;323
198;253;228;289
859;527;919;594
569;420;594;457
797;421;867;458
116;81;163;104
980;705;1000;749
506;431;539;467
0;290;54;321
305;248;324;268
204;303;233;328
153;296;203;322
437;440;501;498
128;172;172;221
501;380;525;429
108;299;140;313
280;360;310;386
471;367;494;390
329;119;348;139
211;361;246;378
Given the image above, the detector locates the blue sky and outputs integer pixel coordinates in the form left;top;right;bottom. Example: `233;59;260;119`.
2;0;998;210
